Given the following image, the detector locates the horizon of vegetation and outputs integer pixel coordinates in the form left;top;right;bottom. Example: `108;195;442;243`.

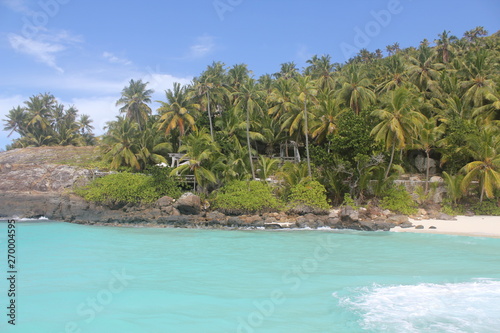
2;26;499;212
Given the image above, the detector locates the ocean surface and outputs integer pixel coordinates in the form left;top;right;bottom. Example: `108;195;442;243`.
1;220;500;333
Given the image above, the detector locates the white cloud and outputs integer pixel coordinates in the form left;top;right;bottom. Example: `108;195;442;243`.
103;52;132;66
188;34;215;59
1;0;31;13
7;30;83;73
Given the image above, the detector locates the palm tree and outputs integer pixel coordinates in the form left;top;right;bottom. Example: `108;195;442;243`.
102;117;141;170
460;128;500;202
311;91;345;145
336;64;376;115
233;79;265;179
157;82;199;140
435;30;458;63
171;128;220;192
305;55;337;90
294;75;318;178
460;49;497;108
274;62;299;80
116;79;154;130
371;87;427;178
407;46;444;94
3;106;28;137
411;117;445;193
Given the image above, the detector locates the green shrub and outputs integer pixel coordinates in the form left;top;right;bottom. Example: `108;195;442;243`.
212;181;283;215
75;172;161;207
471;200;500;216
145;166;182;199
342;193;360;210
380;185;418;215
287;181;330;211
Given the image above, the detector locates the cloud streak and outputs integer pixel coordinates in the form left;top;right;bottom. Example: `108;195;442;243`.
187;34;215;59
7;30;83;73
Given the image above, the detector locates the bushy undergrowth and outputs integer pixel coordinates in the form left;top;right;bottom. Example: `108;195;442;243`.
75;170;181;207
211;181;283;215
287;181;330;211
471;200;500;215
380;185;418;215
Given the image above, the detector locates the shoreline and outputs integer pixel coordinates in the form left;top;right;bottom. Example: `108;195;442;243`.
390;215;500;238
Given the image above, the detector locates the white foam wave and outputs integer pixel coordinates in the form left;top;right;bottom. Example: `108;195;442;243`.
18;216;49;221
335;279;500;333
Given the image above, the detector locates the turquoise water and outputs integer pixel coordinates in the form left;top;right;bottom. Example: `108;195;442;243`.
1;221;500;333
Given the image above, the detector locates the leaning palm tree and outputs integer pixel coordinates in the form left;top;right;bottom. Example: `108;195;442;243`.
116;79;154;130
460;128;500;202
3;106;28;137
371;87;427;178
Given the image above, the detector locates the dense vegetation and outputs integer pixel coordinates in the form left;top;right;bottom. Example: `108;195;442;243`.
4;27;500;212
3;93;96;147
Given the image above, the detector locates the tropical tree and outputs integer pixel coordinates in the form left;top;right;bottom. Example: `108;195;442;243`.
102;117;141;170
336;64;376;115
157;82;199;144
371;87;427;178
435;30;458;63
233;78;265;179
171;128;220;192
411;117;445;193
460;128;500;202
116;79;154;130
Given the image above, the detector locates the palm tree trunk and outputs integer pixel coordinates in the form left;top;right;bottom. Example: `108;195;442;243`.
385;142;396;179
304;100;312;178
425;150;430;194
206;92;214;140
246;107;256;179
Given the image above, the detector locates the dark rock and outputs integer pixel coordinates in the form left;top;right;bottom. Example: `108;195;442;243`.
399;221;414;228
155;196;174;211
437;213;456;221
287;204;328;216
174;193;201;215
415;225;425;229
429;226;437;229
340;206;359;223
387;215;409;224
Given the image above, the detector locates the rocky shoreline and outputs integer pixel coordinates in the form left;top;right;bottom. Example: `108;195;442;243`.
0;191;422;231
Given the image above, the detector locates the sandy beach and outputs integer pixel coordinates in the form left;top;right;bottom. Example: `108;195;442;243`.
391;215;500;238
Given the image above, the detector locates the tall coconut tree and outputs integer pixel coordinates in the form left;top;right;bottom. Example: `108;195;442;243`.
102;117;141;170
3;106;28;137
435;30;458;63
116;79;154;130
233;78;265;179
371;87;427;178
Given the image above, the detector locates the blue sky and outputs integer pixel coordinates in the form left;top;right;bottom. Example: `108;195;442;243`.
0;0;499;149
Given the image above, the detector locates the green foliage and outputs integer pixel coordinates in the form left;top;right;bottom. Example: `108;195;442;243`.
470;200;500;215
342;193;360;210
145;166;183;199
380;185;418;215
287;181;330;211
75;172;161;207
212;180;283;215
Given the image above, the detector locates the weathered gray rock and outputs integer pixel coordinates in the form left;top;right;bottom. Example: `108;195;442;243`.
174;193;201;215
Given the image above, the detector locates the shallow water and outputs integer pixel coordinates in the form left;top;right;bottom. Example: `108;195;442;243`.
1;221;499;332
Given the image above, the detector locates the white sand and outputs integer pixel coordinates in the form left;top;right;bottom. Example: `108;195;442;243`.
390;215;500;238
